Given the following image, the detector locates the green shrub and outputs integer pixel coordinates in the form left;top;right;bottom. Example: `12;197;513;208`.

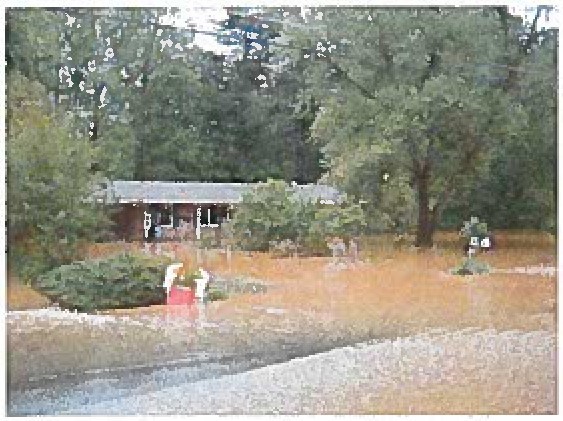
460;216;488;240
174;270;200;289
231;179;302;251
269;239;299;257
393;233;416;249
308;202;365;243
231;179;365;255
32;253;172;312
210;276;268;297
450;257;491;276
206;289;229;302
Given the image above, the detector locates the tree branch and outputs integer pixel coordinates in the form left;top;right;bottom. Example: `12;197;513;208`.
434;139;482;217
326;56;376;100
418;51;441;89
495;6;510;50
526;6;544;50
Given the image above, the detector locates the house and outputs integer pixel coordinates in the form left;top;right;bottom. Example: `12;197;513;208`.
95;181;342;241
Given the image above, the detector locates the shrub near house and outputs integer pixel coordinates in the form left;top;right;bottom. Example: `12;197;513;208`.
232;179;365;255
33;253;172;312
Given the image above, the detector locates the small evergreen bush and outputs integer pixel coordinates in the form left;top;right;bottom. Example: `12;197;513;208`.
450;257;491;276
206;289;229;301
174;270;200;290
33;253;172;311
393;233;416;249
269;239;299;257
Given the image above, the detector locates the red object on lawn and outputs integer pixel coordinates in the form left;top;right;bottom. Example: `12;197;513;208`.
167;286;195;305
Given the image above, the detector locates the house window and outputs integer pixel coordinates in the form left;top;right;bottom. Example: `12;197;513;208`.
197;205;218;225
148;203;173;228
159;204;173;227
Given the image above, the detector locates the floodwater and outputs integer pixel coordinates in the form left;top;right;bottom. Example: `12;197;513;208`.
8;314;556;414
6;254;557;414
62;329;557;415
7;302;390;415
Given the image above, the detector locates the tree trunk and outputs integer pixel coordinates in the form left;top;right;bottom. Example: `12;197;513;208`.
415;164;435;247
553;28;558;235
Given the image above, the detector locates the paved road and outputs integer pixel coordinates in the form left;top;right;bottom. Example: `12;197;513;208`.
8;328;556;415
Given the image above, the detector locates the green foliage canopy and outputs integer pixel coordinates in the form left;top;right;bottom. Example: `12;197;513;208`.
274;7;553;244
7;71;109;279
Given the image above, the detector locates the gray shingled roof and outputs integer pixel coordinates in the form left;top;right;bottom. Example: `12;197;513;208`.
100;181;342;204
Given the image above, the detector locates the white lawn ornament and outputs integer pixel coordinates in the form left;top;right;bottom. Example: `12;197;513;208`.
194;268;211;300
163;263;184;295
467;247;476;258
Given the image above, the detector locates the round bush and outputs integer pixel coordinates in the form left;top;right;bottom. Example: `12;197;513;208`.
450;257;491;276
32;253;172;312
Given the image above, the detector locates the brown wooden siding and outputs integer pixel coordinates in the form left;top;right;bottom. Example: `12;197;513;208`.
111;203;146;241
111;203;232;241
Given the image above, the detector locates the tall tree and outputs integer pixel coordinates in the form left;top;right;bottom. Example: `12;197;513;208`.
6;8;169;179
275;7;539;245
7;7;324;184
7;72;107;277
444;8;557;231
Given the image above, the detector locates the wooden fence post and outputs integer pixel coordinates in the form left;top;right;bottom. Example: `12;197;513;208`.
226;244;232;272
196;247;202;266
349;238;359;263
